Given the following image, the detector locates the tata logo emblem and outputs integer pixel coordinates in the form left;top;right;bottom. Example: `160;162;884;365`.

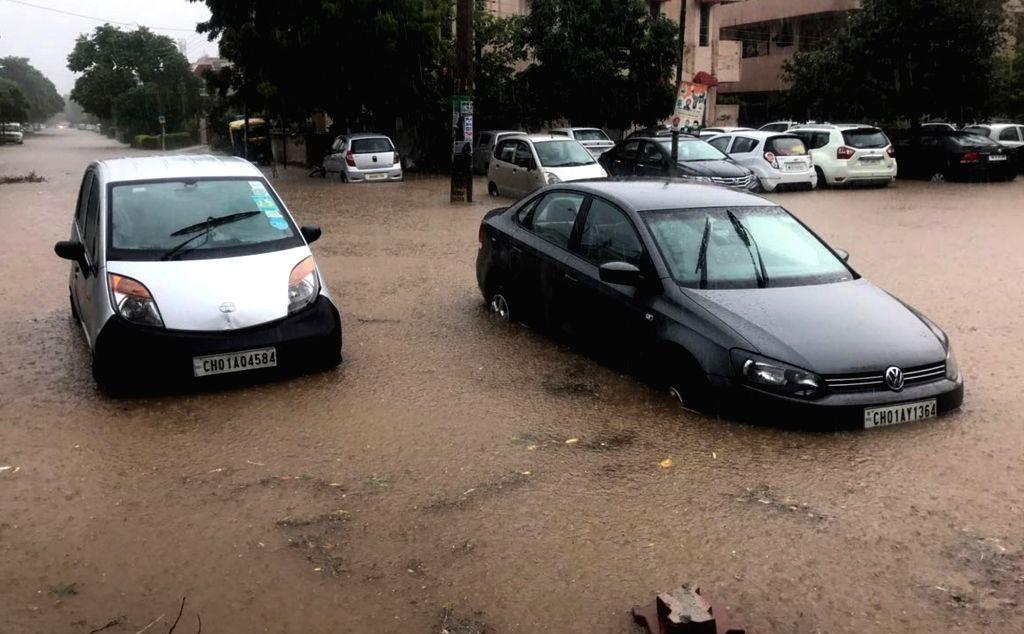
885;366;905;391
218;302;236;314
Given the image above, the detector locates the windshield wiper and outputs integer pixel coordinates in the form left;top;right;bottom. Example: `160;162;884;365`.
726;209;769;288
161;210;260;260
694;216;712;289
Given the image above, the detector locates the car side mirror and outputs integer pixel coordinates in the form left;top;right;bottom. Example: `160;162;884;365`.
599;261;641;286
835;248;850;262
527;158;537;171
300;225;322;244
54;240;87;269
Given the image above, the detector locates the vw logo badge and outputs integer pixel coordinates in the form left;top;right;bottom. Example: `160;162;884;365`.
218;302;236;314
885;366;904;391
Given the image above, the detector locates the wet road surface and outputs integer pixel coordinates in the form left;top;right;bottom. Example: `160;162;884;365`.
1;129;1023;633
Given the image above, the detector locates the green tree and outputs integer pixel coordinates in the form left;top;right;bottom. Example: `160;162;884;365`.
192;0;453;165
520;0;678;129
67;25;200;136
782;0;1008;125
0;78;30;122
991;42;1024;119
473;6;528;130
0;57;64;122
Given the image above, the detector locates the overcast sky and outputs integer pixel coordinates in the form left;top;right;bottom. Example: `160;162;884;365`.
0;0;219;95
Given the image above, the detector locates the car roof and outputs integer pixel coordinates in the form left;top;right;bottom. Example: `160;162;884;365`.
560;179;771;211
481;130;523;135
344;132;393;140
527;134;575;142
971;122;1018;129
709;130;794;140
95;155;264;183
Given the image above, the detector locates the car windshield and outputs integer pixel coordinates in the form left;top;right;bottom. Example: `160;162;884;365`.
768;136;807;155
108;179;302;261
575;129;610;142
533;140;596;167
642;206;854;289
656;139;728;161
842;128;889;148
950;133;998;148
351;138;393;153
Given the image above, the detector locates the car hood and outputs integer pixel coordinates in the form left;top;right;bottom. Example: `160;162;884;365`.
687;279;946;374
106;246;314;331
674;160;751;178
544;162;608;181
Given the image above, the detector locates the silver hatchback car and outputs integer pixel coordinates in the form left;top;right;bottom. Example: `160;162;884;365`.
322;133;403;182
54;155;342;392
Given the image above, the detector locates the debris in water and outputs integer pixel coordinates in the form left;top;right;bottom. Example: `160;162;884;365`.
660;459;673;469
50;582;77;598
565;437;579;445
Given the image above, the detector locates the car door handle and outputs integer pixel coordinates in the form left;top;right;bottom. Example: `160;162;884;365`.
564;272;578;283
511;246;523;255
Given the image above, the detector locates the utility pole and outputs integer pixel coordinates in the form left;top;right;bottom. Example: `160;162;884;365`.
450;0;474;203
671;0;687;163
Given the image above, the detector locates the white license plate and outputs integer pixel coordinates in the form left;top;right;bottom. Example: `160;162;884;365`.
864;399;937;429
784;162;806;172
860;156;883;163
366;173;388;180
193;347;277;377
988;155;1007;162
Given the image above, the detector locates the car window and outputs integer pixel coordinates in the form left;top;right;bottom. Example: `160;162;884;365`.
548;130;570;137
107;179;303;261
998;127;1021;142
793;131;830;150
83;175;100;260
730;137;759;154
643;206;853;289
533;140;595;167
351;138;393;153
331;137;345;152
768;136;807;155
962;126;989;137
514;142;534;168
516;195;542;225
618;140;641;161
656;139;728;161
708;136;731;152
640;142;665;165
575;129;610;142
841;128;889;149
579;198;643;266
495;139;516;162
477;133;492;147
525;192;585;249
75;170;95;231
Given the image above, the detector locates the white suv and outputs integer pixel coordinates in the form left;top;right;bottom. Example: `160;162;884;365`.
706;131;817;192
790;124;896;187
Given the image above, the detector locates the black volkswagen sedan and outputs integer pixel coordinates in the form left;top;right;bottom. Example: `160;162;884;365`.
475;181;963;430
599;136;759;191
891;129;1016;181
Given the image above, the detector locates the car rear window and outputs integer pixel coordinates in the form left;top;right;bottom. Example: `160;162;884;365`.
950;133;998;148
574;129;610;142
768;136;807;155
841;128;889;149
351;138;393;153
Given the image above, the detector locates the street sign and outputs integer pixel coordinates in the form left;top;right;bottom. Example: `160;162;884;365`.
158;115;166;125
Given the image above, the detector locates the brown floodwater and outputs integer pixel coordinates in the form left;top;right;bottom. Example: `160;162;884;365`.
1;129;1022;633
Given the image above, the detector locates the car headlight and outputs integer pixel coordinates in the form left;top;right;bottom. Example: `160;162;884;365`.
731;350;822;398
544;171;561;184
108;273;163;327
945;346;960;381
684;176;712;183
288;256;320;313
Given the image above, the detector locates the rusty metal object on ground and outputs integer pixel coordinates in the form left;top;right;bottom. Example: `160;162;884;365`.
632;584;745;634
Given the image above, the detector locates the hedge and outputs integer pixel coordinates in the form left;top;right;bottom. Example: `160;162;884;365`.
131;132;194;150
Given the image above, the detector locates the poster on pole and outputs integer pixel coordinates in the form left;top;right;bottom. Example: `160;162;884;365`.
451;95;473;156
671;82;708;132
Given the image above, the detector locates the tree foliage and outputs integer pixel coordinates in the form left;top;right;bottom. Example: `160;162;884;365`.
473;5;529;130
0;78;30;122
782;0;1008;125
68;25;200;135
521;0;677;129
0;57;64;122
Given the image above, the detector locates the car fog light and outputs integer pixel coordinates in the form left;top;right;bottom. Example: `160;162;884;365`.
288;256;320;313
108;273;163;327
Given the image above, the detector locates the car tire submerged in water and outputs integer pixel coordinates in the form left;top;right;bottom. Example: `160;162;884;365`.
665;353;716;415
488;182;499;197
487;287;513;323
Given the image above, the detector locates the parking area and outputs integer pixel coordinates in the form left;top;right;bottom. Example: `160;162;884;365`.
2;129;1023;632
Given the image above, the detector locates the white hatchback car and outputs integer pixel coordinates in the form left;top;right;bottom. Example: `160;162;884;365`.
487;135;607;199
789;124;897;187
546;127;615;158
323;133;402;182
54;155;342;393
707;131;817;192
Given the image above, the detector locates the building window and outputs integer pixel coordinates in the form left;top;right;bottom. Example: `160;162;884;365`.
699;3;711;47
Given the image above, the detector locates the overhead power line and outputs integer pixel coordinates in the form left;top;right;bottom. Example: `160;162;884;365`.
0;0;198;32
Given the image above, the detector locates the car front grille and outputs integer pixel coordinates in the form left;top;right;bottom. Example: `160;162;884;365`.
710;175;755;189
823;362;946;392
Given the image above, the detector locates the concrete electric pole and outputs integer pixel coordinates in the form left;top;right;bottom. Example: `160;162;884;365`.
671;0;687;163
451;0;474;203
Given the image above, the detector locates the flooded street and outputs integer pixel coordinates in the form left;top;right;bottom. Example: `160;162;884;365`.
2;129;1023;633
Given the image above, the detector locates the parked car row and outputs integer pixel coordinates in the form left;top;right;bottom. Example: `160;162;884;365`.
0;122;24;144
54;154;965;430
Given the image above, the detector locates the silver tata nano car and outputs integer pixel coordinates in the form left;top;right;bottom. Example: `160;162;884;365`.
54;155;342;392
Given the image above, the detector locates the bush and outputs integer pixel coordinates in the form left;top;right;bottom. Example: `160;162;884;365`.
131;131;194;150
